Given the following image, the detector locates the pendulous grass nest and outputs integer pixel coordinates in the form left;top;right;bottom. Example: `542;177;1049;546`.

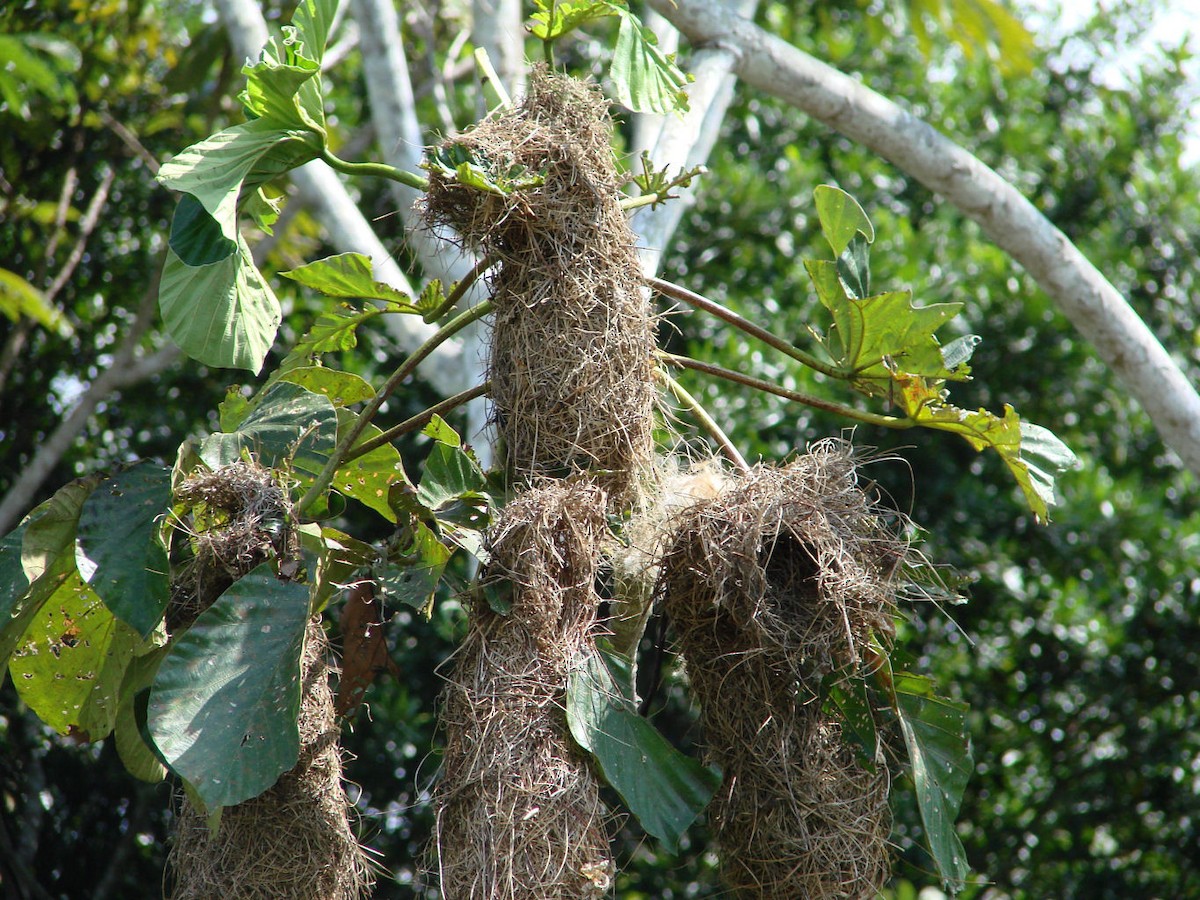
422;66;656;509
167;620;375;900
658;442;909;898
430;480;614;899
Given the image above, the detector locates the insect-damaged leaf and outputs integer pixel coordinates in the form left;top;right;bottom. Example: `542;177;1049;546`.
148;564;309;811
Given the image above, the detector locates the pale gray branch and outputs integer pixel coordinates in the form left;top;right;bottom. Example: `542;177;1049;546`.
651;0;1200;476
472;0;525;99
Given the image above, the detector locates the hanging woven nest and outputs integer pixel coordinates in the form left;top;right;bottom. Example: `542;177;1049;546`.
658;443;908;898
422;66;656;509
431;480;614;899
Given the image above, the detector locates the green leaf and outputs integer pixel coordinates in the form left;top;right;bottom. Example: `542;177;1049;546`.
159;237;280;373
610;12;690;114
420;413;461;447
416;443;491;540
218;385;253;432
0;33;80;118
567;650;720;851
836;233;871;300
528;0;614;40
279;253;418;309
75;462;172;638
1014;421;1079;520
823;675;879;765
332;409;410;522
114;647;169;783
289;305;382;357
0;268;72;336
377;521;452;617
893;670;973;894
241;38;323;133
299;525;377;614
290;0;340;64
147;564;310;811
10;571;140;740
200;381;337;481
813;184;874;256
279;366;375;407
158;119;321;246
0;477;101;671
169;193;237;267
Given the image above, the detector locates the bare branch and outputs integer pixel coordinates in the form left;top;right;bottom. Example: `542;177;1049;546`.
651;0;1200;477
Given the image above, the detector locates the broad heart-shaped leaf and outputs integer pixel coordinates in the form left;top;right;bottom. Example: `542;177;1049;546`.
147;564;309;812
279;366;375;408
1;476;101;671
611;10;690;114
567;650;719;852
160;236;280;373
893;670;973;894
75;462;172;638
10;571;140;741
158;119;321;246
241;37;324;134
805;259;962;394
331;409;409;522
814;184;875;256
200;381;337;483
290;0;339;64
280;253;417;309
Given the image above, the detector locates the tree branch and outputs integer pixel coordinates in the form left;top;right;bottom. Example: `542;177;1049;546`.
650;0;1200;477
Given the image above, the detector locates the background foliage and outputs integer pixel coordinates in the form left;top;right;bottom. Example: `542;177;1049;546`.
0;1;1196;897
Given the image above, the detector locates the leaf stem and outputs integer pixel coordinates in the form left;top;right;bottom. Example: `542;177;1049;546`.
658;368;751;473
347;382;492;461
297;300;494;516
422;252;498;323
647;276;845;379
320;148;428;191
658;352;913;430
473;47;513;109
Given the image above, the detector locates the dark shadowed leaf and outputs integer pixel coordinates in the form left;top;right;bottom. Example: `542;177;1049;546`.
567;650;719;852
76;462;172;637
147;564;309;811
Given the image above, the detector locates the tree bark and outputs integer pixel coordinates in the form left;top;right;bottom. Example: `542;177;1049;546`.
650;0;1200;477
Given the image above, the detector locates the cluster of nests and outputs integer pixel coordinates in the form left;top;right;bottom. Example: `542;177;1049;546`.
422;67;914;900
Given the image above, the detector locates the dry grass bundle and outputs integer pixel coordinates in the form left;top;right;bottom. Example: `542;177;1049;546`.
431;480;614;899
169;460;290;631
168;620;375;900
422;66;656;507
658;442;906;899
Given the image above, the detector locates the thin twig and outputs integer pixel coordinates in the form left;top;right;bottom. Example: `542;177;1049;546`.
658;368;751;472
297;300;494;516
46;166;116;302
658;351;911;429
347;382;491;460
647;275;844;378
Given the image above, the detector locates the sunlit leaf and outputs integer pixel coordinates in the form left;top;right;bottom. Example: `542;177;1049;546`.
280;253;417;309
611;13;690;114
528;0;614;41
332;409;409;522
279;366;375;407
10;571;139;740
0;268;72;336
814;184;874;256
147;564;309;811
567;650;719;851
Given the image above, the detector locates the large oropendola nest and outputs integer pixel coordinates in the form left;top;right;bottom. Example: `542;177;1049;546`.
422;66;656;509
168;621;374;900
658;443;909;898
430;480;614;899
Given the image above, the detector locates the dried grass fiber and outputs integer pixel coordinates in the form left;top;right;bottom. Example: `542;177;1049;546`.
658;443;904;898
423;66;655;507
431;480;613;899
168;620;374;900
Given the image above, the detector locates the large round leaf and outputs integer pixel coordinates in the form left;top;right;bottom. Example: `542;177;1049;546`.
147;564;310;810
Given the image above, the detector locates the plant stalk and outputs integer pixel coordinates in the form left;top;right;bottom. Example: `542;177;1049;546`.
647;276;844;379
422;252;498;323
657;368;751;473
347;382;492;460
297;300;494;516
320;148;428;190
658;351;911;430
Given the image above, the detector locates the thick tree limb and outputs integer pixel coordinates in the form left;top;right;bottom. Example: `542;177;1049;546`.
650;0;1200;476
